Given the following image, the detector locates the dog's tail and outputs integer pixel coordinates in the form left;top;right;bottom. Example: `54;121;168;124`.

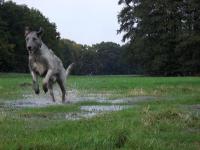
66;63;75;78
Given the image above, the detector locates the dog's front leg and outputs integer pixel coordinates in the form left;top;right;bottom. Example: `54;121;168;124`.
43;69;53;93
31;71;40;94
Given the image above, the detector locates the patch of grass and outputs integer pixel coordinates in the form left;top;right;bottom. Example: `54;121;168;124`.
20;104;79;113
1;74;200;100
0;73;32;100
0;74;200;149
14;105;80;121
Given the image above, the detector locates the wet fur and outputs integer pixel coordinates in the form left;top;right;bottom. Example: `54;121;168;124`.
25;27;73;102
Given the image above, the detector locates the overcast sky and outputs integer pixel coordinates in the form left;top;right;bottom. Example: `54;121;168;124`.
9;0;123;45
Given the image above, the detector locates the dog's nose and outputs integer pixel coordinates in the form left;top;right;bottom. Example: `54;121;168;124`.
27;46;31;51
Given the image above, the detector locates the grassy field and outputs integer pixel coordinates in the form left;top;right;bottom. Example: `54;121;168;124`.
0;74;200;150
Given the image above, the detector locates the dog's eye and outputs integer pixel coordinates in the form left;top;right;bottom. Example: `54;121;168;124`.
33;37;37;41
26;37;29;41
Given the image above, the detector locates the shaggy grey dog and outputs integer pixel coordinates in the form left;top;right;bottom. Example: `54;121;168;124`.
25;27;74;103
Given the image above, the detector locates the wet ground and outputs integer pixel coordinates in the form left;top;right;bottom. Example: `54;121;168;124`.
65;105;131;120
1;89;156;120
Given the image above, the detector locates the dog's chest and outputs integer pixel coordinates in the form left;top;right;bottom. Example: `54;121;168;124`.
31;59;47;76
34;62;44;73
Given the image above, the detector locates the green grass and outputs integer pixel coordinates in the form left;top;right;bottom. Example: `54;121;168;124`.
0;74;200;149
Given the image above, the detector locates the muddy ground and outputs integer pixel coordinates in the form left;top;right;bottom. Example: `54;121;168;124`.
2;88;156;120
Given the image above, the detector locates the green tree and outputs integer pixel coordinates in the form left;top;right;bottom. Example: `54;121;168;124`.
74;42;132;75
93;42;123;75
0;1;60;72
0;16;15;71
118;0;200;75
58;39;82;68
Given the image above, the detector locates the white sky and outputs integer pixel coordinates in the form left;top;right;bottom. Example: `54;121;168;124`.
9;0;123;45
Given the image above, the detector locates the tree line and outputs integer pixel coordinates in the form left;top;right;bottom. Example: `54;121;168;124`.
118;0;200;75
0;1;200;76
0;1;132;75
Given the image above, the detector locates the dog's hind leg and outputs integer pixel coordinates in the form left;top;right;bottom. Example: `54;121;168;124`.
57;78;66;103
48;81;55;102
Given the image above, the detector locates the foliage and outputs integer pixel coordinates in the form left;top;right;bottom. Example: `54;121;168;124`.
0;1;133;75
118;0;200;75
75;42;133;75
2;0;200;75
0;1;60;72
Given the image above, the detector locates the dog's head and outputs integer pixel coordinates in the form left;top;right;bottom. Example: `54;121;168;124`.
25;27;43;54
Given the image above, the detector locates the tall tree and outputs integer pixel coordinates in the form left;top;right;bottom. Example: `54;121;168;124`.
0;15;15;71
0;1;60;72
118;0;200;75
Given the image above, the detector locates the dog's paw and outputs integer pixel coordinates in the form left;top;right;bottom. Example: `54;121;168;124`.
35;89;40;95
33;83;40;95
42;83;48;93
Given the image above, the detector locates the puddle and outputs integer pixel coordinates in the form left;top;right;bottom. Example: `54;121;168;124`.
80;105;130;112
3;88;155;108
2;89;156;120
65;105;130;120
65;112;98;120
185;104;200;112
5;98;62;108
190;105;200;110
4;95;154;108
4;89;70;108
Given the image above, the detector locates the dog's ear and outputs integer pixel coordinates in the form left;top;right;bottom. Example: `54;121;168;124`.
37;27;44;37
25;26;30;37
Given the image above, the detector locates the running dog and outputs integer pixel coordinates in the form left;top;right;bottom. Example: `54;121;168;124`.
25;27;74;102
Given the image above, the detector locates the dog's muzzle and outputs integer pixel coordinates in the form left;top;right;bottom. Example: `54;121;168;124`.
27;46;32;51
